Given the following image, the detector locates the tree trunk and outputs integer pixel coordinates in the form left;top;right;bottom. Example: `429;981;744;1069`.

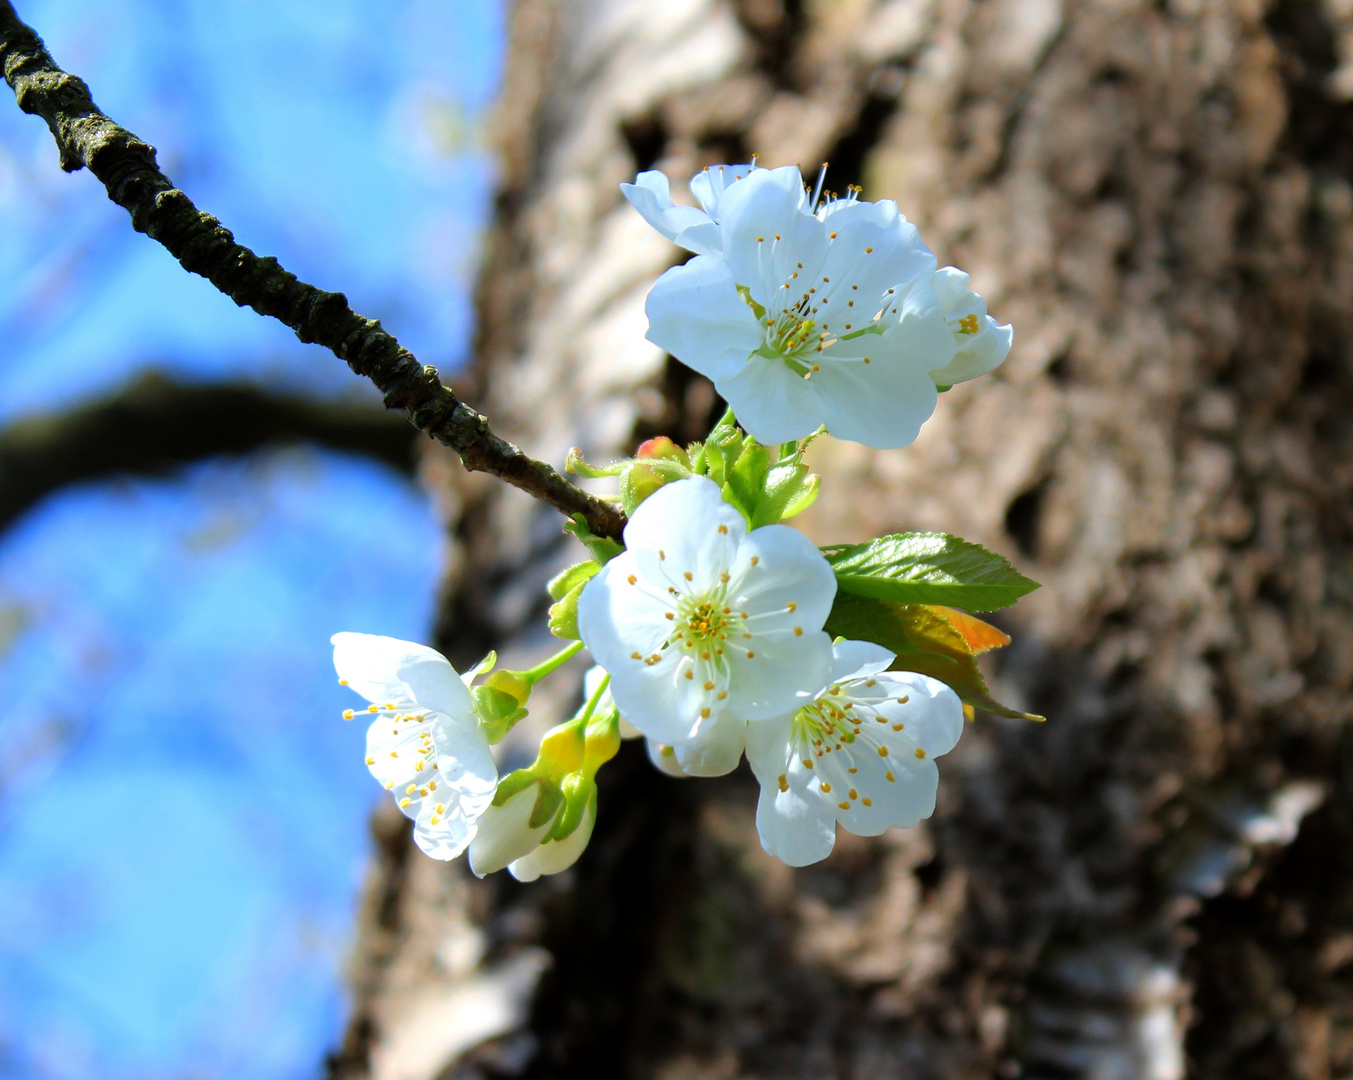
329;0;1353;1076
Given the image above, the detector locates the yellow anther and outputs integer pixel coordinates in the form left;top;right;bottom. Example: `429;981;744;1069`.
717;690;727;700
717;524;728;534
399;797;411;808
343;709;355;720
787;602;797;612
778;774;789;792
838;801;851;810
660;745;675;757
750;556;759;566
958;313;980;334
803;758;814;769
896;695;909;704
338;679;348;685
406;784;416;794
683;571;693;581
820;782;832;793
848;789;858;800
878;746;889;757
700;707;711;718
893;723;905;731
365;756;375;765
390;751;398;758
862;798;872;807
848;767;858;774
914;748;926;759
794;627;803;636
384;781;394;790
627;574;637;584
746;650;755;658
885;771;895;782
704;681;715;691
368;704;378;713
684;669;694;680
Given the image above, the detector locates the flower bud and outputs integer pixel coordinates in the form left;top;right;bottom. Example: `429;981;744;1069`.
468;783;555;876
484;669;530;707
636;436;691;468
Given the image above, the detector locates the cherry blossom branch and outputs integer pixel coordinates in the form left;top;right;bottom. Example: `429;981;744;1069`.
0;2;626;540
0;373;420;532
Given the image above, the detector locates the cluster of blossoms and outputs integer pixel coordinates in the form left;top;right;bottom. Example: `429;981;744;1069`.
333;163;1037;878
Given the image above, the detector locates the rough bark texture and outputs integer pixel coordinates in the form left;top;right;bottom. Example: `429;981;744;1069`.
332;0;1353;1077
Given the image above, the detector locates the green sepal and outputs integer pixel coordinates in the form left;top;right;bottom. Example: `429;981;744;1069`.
823;592;1043;721
822;532;1040;612
703;414;744;487
564;514;624;564
473;684;529;743
751;460;819;527
548;774;596;842
548;560;601;601
461;650;497;683
619;457;691;514
548;580;587;639
492;768;539;807
528;780;566;830
547;560;601;640
722;440;771;523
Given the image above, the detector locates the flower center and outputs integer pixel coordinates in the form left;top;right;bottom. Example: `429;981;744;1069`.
672;594;741;654
793;690;858;751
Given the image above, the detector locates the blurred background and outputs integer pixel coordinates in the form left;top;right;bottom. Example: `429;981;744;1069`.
0;2;502;1076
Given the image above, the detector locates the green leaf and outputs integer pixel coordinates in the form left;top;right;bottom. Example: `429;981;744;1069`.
823;532;1039;612
823;593;1043;722
564;514;624;564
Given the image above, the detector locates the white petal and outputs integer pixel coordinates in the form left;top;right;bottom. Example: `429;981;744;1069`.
431;715;499;797
729;522;838;631
468;786;552;877
714;355;832;445
814;199;936;306
718;166;829;310
688;161;761;217
746;716;837;866
930;265;974;308
647;738;692;777
812;348;939;449
621;476;744;586
365;715;437;789
621;171;714;249
929;318;1013;386
673;710;746;777
865;672;965;757
725;630;833;721
332;632;449;706
508;801;596;882
411;816;477;861
830;640;896;682
645;257;763;382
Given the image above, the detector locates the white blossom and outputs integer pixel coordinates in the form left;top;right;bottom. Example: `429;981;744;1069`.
621;162;761;256
467;785;552;877
577;476;836;752
333;633;498;860
924;266;1013;388
746;639;964;867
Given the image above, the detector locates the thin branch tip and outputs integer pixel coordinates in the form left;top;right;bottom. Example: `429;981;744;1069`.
0;0;626;540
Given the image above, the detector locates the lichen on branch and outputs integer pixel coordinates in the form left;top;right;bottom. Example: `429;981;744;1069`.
0;2;625;540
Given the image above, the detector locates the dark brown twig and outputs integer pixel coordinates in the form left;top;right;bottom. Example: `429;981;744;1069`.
0;3;626;539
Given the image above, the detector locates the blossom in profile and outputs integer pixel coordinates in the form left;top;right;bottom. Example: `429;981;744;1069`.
333;632;497;860
924;267;1013;388
577;476;836;754
746;639;965;866
620;161;762;256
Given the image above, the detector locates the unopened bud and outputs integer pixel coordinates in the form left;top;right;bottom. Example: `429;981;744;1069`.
636;436;690;468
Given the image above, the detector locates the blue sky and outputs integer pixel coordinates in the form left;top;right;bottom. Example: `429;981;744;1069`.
0;2;502;1076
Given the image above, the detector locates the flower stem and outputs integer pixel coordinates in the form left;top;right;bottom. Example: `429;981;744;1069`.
578;672;612;724
520;640;586;685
